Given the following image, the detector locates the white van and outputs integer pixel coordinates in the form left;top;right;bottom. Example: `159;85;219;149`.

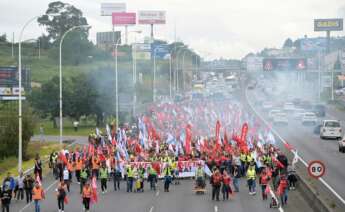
320;120;342;140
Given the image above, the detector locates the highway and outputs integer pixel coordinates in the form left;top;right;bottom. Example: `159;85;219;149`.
11;171;311;212
247;88;345;204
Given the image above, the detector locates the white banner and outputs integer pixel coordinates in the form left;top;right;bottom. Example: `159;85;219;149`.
138;10;166;24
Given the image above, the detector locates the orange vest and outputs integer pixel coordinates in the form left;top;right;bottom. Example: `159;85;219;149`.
75;160;83;171
261;174;269;185
33;186;44;200
92;158;100;170
82;186;92;198
67;161;74;172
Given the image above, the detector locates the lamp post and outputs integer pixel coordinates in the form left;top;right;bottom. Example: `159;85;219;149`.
131;31;142;117
18;16;40;173
175;47;186;93
59;25;90;146
153;48;158;102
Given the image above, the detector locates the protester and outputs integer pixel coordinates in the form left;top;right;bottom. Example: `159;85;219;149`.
32;181;44;212
99;164;108;194
163;164;172;192
0;183;12;212
23;174;34;203
16;172;25;201
232;166;240;192
277;174;289;206
2;172;15;194
222;170;232;200
210;169;222;201
247;165;256;195
62;166;70;192
259;168;270;200
56;181;67;212
147;165;157;191
34;154;43;181
82;182;93;212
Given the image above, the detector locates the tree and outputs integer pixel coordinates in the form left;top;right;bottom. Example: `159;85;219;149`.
283;38;293;48
37;1;89;42
0;105;36;160
0;34;6;42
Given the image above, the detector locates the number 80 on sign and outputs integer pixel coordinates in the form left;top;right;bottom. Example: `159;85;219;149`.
308;160;325;179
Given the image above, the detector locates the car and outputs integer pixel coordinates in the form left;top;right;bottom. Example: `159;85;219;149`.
335;88;345;96
301;112;317;125
273;113;288;125
268;109;282;120
339;137;345;153
320;120;342;140
262;101;273;111
293;108;306;120
312;104;326;117
283;102;295;112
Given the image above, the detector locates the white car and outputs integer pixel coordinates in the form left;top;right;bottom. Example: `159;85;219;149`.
262;101;273;111
268;109;282;120
284;102;295;112
273;113;288;125
302;112;317;125
339;137;345;153
320;120;342;140
335;88;345;96
293;109;306;120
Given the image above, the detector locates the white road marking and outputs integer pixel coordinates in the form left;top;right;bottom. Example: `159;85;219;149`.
149;206;154;212
214;205;218;212
19;180;59;212
156;190;160;196
246;89;345;206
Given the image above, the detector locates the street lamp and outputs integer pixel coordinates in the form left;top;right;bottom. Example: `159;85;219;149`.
115;30;141;130
59;25;90;146
130;31;142;117
17;14;58;172
175;47;187;93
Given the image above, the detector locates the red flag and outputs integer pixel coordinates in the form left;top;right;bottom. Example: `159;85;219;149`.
215;120;221;145
284;142;294;151
272;157;285;169
185;124;192;155
240;123;248;144
264;185;270;195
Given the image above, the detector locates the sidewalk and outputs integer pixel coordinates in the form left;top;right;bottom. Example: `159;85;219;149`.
31;135;88;145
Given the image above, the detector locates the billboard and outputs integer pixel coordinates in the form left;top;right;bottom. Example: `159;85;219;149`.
0;87;11;96
151;44;170;59
246;56;263;72
101;3;126;16
300;38;326;52
138;10;166;24
0;66;17;86
314;19;343;31
132;43;151;60
96;31;121;44
112;12;136;25
263;58;307;71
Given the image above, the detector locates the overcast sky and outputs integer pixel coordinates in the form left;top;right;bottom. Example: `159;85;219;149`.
0;0;344;59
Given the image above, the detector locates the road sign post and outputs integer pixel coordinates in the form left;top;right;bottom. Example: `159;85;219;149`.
308;160;326;179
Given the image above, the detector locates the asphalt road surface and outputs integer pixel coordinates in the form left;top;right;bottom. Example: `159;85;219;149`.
247;89;345;203
10;171;312;212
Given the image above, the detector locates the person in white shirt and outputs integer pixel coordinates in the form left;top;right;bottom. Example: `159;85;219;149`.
63;167;70;192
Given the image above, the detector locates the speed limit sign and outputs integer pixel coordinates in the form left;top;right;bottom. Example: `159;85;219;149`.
308;160;325;179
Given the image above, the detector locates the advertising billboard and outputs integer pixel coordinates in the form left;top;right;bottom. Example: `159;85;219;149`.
314;19;343;31
0;87;11;96
138;10;166;24
132;43;151;60
96;31;121;44
263;58;307;71
300;38;326;52
101;3;126;16
151;44;170;59
112;12;136;25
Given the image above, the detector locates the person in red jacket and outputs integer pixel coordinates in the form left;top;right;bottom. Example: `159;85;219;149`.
277;174;289;206
210;169;222;201
222;170;232;200
259;169;270;200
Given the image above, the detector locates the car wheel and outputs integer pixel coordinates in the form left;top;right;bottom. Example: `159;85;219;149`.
320;135;324;140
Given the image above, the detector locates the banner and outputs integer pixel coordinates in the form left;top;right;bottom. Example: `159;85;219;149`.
101;3;126;16
112;12;136;25
138;10;166;24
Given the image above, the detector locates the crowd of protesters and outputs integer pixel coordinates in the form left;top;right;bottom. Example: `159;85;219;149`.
1;98;298;212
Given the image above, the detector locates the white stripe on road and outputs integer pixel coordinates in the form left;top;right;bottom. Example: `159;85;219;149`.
156;190;160;196
246;89;345;206
214;205;218;212
149;206;154;212
268;185;284;212
19;180;59;212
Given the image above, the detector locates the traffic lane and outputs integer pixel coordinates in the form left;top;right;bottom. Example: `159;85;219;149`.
273;122;345;200
20;179;157;212
152;179;312;212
